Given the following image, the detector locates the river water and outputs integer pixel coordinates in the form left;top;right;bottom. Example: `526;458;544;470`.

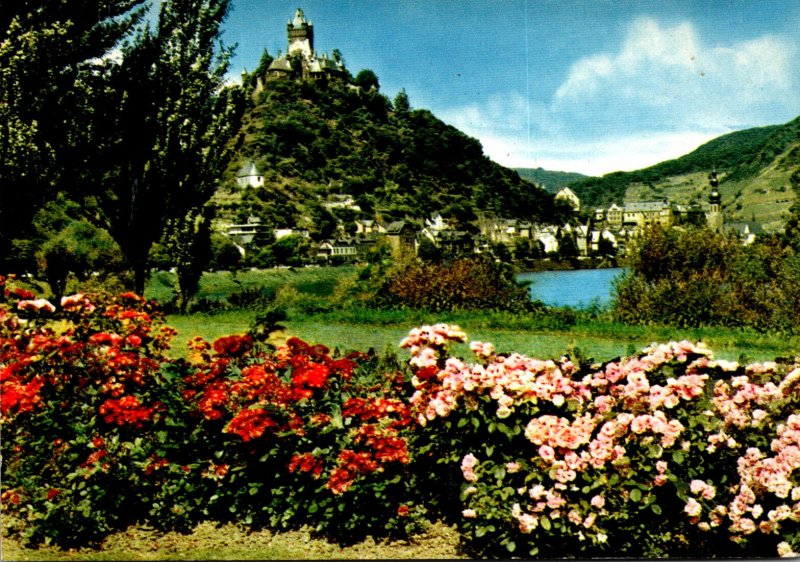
516;267;626;310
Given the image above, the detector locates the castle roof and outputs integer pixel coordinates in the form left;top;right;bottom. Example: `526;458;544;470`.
268;56;292;72
291;8;308;27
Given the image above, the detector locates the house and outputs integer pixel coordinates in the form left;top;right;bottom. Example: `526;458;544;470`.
317;238;359;263
236;160;264;188
225;216;269;255
555;187;581;211
622;200;673;228
533;226;560;255
425;213;450;232
725;222;762;245
385;220;417;260
274;228;310;240
354;219;386;236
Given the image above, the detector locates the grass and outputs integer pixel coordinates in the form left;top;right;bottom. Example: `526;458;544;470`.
164;308;800;364
1;520;464;560
151;267;800;364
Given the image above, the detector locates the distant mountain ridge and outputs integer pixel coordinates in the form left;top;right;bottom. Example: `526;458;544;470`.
567;117;800;231
514;168;589;193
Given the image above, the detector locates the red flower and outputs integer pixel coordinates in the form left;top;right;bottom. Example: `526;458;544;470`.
99;395;161;427
46;488;60;501
397;505;410;517
292;362;330;389
213;334;253;357
225;408;277;441
289;453;324;477
12;288;35;300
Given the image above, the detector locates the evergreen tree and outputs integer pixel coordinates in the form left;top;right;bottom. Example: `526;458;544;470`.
393;88;410;113
96;0;245;293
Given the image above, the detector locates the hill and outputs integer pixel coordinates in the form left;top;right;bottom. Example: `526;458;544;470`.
213;79;569;237
568;118;800;231
514;168;589;193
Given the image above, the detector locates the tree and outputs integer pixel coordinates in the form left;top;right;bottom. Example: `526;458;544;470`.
354;69;379;91
393;88;410;114
0;0;146;268
37;220;124;304
163;207;214;313
95;0;245;293
250;47;273;87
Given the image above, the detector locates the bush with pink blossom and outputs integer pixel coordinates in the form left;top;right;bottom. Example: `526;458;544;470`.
404;323;800;558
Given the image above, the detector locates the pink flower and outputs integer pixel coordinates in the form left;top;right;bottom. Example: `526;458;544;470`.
591;495;605;509
462;508;477;519
684;498;702;518
17;299;55;313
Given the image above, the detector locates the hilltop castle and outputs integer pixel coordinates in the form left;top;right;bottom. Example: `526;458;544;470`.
251;8;346;92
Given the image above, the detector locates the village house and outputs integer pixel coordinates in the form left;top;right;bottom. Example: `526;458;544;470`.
316;238;359;263
273;228;310;240
555;187;581;211
236;160;264;188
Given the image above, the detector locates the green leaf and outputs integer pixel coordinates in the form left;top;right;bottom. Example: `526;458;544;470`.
672;450;685;464
541;517;552;531
475;526;488;538
651;503;663;515
630;488;642;503
506;541;516;553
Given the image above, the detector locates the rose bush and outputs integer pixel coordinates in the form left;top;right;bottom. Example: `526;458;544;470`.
0;276;421;546
2;275;798;557
403;323;800;558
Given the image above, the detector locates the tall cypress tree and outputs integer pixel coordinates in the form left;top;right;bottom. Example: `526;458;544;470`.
96;0;245;292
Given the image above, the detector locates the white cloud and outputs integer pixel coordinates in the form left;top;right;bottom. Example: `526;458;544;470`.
435;17;799;176
554;17;798;130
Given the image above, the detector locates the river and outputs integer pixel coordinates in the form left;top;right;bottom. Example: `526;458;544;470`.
516;267;626;310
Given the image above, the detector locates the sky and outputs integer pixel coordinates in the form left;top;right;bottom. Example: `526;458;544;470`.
209;0;800;176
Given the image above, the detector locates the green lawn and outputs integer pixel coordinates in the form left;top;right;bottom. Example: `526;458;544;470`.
165;310;800;364
151;267;800;364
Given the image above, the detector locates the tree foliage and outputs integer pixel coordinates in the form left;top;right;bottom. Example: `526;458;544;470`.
0;0;145;265
95;0;245;292
614;225;800;331
235;78;565;228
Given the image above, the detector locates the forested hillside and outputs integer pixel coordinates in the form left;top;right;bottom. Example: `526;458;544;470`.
515;168;588;193
568;117;800;230
214;78;571;234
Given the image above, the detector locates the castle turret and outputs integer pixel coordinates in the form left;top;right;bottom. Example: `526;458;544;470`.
287;8;313;57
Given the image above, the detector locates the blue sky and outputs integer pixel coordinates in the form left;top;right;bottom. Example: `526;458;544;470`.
213;0;800;176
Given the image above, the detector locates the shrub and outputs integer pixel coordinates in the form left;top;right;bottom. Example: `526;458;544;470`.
2;279;799;557
614;225;800;332
402;323;800;558
377;256;533;312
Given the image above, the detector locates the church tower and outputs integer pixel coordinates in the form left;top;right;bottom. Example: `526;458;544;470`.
706;171;723;233
287;8;313;57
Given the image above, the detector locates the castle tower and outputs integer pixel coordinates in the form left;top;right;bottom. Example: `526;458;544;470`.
287;8;313;57
706;171;723;232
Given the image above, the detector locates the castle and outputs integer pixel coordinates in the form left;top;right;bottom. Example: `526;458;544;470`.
251;8;345;91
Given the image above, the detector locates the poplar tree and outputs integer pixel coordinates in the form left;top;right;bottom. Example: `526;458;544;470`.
96;0;245;293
